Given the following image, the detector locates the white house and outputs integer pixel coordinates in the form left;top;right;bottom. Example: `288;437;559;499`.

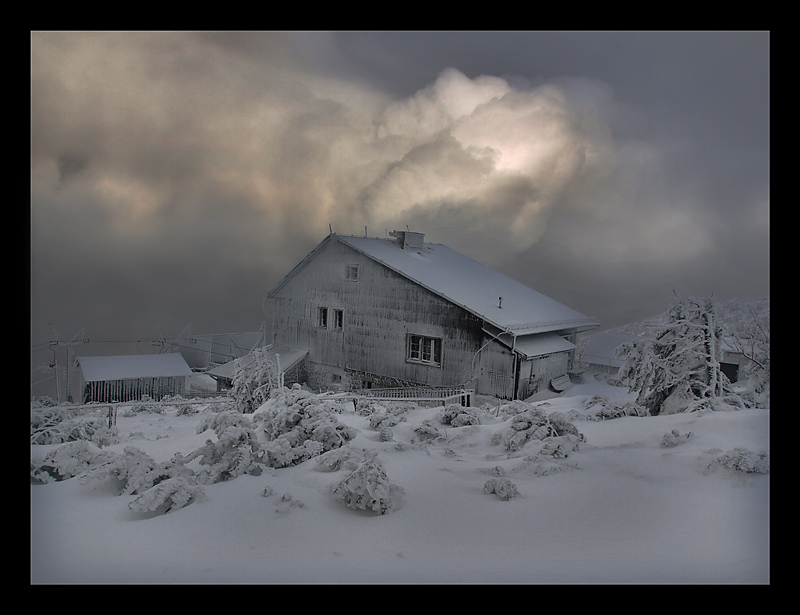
265;231;600;400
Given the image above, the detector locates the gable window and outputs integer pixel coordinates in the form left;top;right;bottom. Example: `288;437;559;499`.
346;264;359;281
407;334;442;367
317;307;328;328
333;309;344;330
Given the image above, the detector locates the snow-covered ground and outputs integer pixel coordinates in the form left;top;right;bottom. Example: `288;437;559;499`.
30;373;769;584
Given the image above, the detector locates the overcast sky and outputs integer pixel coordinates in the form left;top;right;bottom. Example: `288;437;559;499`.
31;31;769;364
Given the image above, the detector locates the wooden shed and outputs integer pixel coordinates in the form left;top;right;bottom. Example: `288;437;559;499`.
77;353;193;403
265;231;599;400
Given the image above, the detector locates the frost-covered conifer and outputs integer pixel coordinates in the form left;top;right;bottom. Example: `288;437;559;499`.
331;450;400;514
176;411;265;482
229;347;279;413
254;385;356;468
618;292;730;415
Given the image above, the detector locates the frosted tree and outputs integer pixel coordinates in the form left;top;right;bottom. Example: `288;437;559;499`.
618;292;728;415
229;347;280;413
727;304;770;395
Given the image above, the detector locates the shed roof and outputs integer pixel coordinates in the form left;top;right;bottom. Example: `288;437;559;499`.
206;345;308;381
498;331;576;358
77;353;193;382
268;233;599;337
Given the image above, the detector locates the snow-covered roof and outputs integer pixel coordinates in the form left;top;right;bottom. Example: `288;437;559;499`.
497;331;576;358
580;332;635;368
77;353;193;382
270;233;599;337
206;345;308;381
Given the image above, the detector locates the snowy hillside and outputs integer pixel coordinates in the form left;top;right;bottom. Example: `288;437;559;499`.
30;374;769;584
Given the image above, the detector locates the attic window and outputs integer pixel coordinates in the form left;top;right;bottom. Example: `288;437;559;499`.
407;334;442;367
346;264;359;281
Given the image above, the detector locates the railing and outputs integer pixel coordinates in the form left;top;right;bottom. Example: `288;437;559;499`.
359;386;474;405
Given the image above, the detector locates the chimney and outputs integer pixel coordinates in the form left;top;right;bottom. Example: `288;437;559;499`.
389;230;425;250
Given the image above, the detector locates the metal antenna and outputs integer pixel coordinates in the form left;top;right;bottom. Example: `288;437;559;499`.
49;324;88;403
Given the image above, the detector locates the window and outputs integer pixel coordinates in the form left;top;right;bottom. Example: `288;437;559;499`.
333;309;344;330
346;264;359;281
407;334;442;367
317;307;328;328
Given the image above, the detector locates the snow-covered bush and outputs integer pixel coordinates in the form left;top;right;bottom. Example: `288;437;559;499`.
484;477;519;500
412;421;443;442
660;429;692;448
331;449;401;515
175;411;265;482
128;476;205;514
31;406;119;447
120;396;166;416
706;447;770;475
316;446;375;472
492;408;584;452
81;445;195;495
253;385;356;468
438;404;480;427
31;440;118;483
229;347;281;413
583;395;647;420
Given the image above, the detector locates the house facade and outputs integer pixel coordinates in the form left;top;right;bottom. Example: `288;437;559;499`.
266;231;599;400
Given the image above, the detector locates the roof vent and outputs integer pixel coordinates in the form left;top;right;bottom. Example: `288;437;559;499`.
389;230;425;250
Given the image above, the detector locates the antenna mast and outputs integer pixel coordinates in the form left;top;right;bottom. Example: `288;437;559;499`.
49;324;88;403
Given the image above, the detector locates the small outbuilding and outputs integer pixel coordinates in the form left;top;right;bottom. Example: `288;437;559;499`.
77;353;193;403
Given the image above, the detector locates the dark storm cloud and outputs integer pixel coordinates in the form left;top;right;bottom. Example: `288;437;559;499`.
31;30;769;367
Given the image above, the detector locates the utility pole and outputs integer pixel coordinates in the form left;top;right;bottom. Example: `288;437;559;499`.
49;325;88;403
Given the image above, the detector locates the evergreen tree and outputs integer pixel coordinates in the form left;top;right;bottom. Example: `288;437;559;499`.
618;292;728;415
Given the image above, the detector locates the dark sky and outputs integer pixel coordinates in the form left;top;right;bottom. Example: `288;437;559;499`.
31;31;769;389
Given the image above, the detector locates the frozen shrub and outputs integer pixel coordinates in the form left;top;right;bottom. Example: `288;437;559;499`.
332;450;400;515
31;440;117;483
120;396;166;416
254;386;356;468
412;421;443;442
484;477;519;500
538;437;578;458
228;347;281;414
494;409;584;452
316;446;375;472
583;395;646;420
174;411;265;483
128;476;205;514
30;406;119;447
707;447;770;475
81;445;193;494
438;404;479;427
661;429;692;448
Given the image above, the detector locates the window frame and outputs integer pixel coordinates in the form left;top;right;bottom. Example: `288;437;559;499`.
406;333;442;367
317;307;328;328
345;264;359;282
333;308;344;330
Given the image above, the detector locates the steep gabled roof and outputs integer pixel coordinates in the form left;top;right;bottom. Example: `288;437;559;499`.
267;233;599;336
77;353;193;382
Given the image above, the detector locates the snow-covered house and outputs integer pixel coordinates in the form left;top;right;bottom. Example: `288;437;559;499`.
265;231;599;400
77;353;193;403
206;345;308;392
